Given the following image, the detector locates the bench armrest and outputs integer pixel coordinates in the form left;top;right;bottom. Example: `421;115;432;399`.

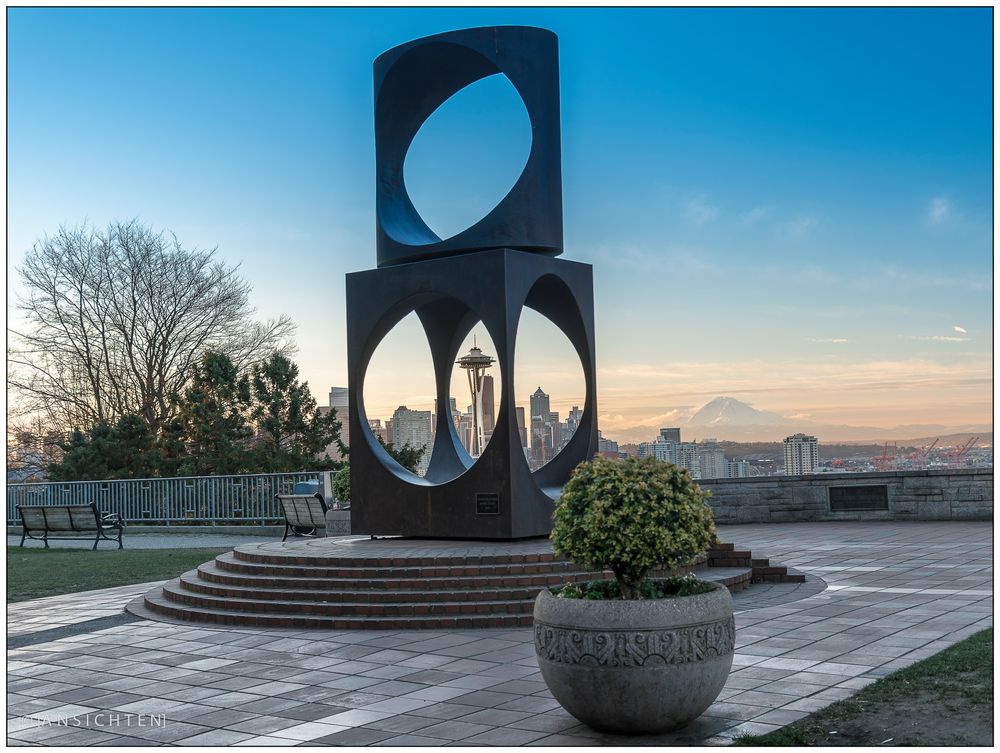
101;512;124;527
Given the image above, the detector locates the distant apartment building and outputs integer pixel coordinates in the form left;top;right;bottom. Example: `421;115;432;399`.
784;433;819;475
726;459;750;478
316;386;350;461
390;406;433;475
597;431;620;458
697;438;726;479
640;438;677;463
676;442;701;479
368;418;388;444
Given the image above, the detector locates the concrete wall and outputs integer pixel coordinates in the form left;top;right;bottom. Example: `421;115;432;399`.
700;468;992;523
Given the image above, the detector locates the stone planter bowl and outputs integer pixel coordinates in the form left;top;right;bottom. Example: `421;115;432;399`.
533;582;734;734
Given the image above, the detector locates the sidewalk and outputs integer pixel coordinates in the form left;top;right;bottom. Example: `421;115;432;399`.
8;532;280;550
6;521;992;746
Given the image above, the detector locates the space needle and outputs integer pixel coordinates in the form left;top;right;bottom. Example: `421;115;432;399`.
456;339;495;457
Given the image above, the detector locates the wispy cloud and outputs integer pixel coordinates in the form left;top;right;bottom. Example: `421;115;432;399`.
739;205;775;225
807;337;849;344
906;335;972;342
776;214;818;238
926;195;951;226
953;325;968;334
683;195;720;225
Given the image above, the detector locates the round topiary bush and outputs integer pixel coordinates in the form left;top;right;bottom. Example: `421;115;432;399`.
552;455;716;599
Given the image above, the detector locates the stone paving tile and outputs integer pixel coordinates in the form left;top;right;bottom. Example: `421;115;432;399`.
461;727;552;745
174;728;254;746
361;714;440;733
314;709;395;727
413;719;494;740
233;734;301;746
407;701;482;720
6;521;992;747
371;733;453;745
269;721;349;741
310;727;397;745
526;733;601;746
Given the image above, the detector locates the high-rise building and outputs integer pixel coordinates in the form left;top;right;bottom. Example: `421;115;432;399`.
389;406;434;475
481;375;496;436
515;406;527;448
530;387;552;425
784;433;819;475
659;428;681;443
697;438;726;480
368;418;388;444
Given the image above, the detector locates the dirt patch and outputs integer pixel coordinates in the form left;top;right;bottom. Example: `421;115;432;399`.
801;688;993;746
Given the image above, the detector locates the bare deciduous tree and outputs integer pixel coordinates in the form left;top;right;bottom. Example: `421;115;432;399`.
9;220;296;436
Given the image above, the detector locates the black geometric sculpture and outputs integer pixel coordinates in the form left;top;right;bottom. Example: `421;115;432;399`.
347;26;598;539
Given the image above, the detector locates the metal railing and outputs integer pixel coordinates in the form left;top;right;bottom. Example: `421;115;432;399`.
7;471;331;526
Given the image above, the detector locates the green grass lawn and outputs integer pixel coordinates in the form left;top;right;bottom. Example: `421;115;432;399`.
6;546;230;603
733;628;993;747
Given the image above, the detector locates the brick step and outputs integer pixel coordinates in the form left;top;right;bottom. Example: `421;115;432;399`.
215;551;586;579
754;565;789;576
751;558;771;568
142;587;534;630
197;561;603;591
232;546;562;568
160;581;536;617
179;571;594;604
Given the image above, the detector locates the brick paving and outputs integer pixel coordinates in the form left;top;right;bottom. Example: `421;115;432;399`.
6;521;991;746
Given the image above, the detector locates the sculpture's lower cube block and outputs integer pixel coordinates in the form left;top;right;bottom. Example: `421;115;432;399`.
345;248;598;539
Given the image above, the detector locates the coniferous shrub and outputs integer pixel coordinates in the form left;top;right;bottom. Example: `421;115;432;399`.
552;455;716;599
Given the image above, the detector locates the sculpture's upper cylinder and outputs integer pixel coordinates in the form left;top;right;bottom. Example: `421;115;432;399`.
374;26;563;267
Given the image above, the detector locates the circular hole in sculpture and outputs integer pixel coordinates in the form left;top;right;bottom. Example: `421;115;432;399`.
513;307;587;472
403;73;532;241
362;311;436;477
449;322;502;459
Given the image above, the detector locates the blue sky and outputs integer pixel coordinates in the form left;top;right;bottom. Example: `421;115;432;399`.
8;7;992;442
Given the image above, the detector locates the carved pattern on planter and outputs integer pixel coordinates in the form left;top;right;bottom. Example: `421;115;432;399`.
533;616;735;667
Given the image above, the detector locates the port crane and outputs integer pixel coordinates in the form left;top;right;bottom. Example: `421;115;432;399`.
906;437;939;469
946;437;978;468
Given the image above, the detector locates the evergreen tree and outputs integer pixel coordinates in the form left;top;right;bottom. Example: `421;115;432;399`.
248;353;346;472
172;352;254;476
377;436;426;473
48;414;161;480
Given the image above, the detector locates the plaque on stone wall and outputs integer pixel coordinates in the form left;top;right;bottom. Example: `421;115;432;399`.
829;485;889;512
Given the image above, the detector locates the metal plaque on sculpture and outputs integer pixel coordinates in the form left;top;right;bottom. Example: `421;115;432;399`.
346;26;599;539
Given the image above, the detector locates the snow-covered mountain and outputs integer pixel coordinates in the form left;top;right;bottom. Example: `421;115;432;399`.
607;396;991;444
686;397;789;427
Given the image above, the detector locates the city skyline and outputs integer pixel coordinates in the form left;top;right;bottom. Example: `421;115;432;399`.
8;8;991;440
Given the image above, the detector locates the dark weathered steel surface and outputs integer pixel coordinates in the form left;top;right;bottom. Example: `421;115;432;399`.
349;27;596;539
374;26;563;267
347;249;598;539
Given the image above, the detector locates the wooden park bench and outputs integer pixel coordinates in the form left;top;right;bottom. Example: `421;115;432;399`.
276;492;329;541
17;503;125;550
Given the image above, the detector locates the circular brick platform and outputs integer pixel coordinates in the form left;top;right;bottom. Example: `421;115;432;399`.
132;536;802;630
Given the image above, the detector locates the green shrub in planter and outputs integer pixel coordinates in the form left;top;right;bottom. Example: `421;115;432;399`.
331;466;350;508
552;455;716;599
